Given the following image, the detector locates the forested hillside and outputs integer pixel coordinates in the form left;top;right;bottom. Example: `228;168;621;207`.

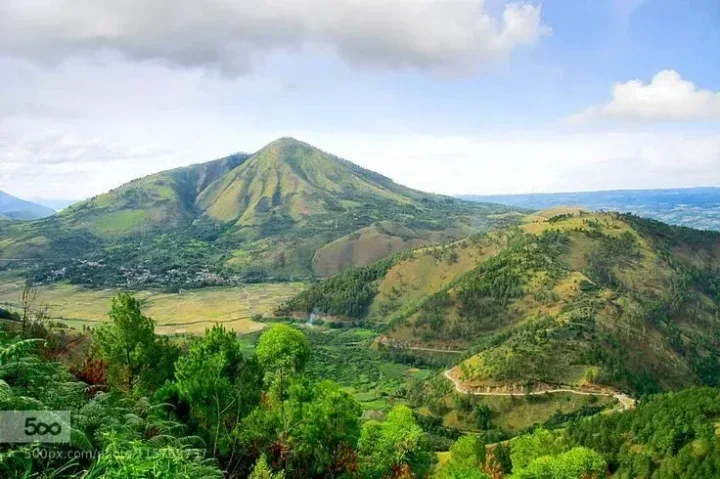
0;138;520;288
3;292;718;478
285;209;720;395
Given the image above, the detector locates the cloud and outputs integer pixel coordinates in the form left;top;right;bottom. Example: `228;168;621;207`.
0;128;186;199
307;131;720;195
2;127;719;201
570;70;720;123
0;0;549;75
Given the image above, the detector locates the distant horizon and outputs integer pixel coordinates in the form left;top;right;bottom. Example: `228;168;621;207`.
13;183;720;208
459;185;720;199
2;0;718;202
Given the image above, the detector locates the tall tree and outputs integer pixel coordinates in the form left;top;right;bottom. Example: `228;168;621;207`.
358;404;431;478
255;324;311;400
436;435;489;479
94;293;157;390
174;324;261;457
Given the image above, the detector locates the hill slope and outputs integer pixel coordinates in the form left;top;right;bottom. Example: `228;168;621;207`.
0;138;521;287
284;210;720;394
59;152;251;237
197;138;432;225
0;190;55;220
462;187;720;231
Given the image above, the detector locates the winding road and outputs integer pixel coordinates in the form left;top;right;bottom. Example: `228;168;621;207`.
376;338;636;411
443;369;636;411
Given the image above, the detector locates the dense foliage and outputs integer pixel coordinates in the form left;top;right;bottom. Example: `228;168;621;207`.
433;388;720;478
566;387;720;478
280;255;401;318
0;295;438;478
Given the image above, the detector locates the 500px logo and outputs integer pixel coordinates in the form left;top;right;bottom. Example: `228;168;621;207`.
24;416;63;437
0;411;71;443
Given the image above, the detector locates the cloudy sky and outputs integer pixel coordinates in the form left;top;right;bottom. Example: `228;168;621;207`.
1;0;719;205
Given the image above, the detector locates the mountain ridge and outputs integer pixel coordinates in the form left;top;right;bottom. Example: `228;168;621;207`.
462;187;720;231
0;190;56;221
284;209;720;395
0;138;522;287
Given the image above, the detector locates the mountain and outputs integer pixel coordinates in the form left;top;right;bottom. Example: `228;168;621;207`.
0;138;522;287
284;208;720;394
461;187;720;231
197;138;435;225
0;190;55;220
58;151;251;236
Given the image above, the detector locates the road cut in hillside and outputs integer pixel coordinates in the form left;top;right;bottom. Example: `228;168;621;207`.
443;369;636;411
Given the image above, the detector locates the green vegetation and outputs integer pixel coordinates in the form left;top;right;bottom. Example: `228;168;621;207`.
358;404;432;478
566;387;720;478
0;138;520;288
280;254;401;318
425;387;720;478
0;293;441;478
2;214;720;476
283;210;720;399
94;292;178;390
7;155;720;478
435;435;487;478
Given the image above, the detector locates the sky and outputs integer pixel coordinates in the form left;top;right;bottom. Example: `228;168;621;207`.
1;0;719;204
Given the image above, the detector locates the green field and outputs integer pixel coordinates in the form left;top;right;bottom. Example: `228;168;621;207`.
0;276;304;334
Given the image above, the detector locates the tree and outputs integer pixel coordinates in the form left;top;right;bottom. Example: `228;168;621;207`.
289;380;361;475
19;282;40;333
436;435;489;479
512;447;606;479
255;324;311;399
137;334;179;392
358;405;431;478
510;428;566;470
249;455;285;479
18;282;49;334
489;443;512;476
94;293;157;390
238;377;361;476
475;403;492;430
174;325;261;457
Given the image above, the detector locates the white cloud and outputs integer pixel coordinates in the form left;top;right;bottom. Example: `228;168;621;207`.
0;0;549;75
0;128;189;199
570;70;720;123
3;127;719;201
305;131;720;195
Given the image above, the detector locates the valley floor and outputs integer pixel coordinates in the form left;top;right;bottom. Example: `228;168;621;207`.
0;275;304;334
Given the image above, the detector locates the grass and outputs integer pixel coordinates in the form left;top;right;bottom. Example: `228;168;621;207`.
0;278;304;335
368;235;502;326
90;210;154;237
312;222;432;277
443;393;616;434
294;325;436;412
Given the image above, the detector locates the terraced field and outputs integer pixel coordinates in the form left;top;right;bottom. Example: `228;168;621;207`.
0;276;304;334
